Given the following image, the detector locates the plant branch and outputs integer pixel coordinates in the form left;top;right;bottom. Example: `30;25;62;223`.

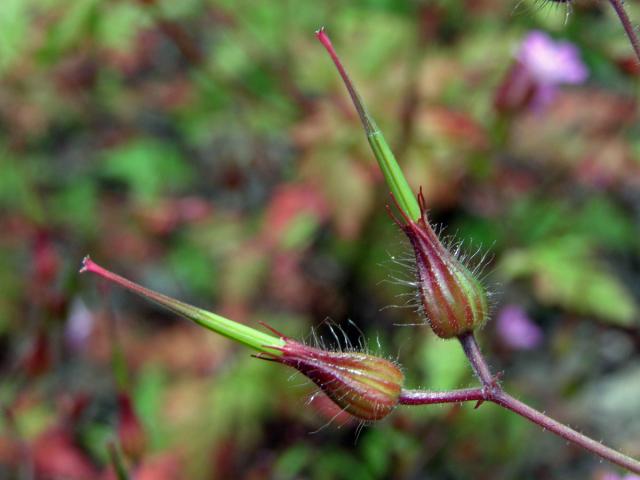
458;332;495;388
400;383;640;473
608;0;640;63
451;332;640;473
399;387;485;405
315;27;422;221
492;390;640;474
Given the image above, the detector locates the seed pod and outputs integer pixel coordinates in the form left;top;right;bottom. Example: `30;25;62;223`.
390;191;489;339
261;333;404;421
80;257;403;421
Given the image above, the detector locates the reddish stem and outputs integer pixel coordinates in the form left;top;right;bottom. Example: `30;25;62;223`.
399;388;484;405
401;381;640;473
608;0;640;64
492;390;640;474
458;332;495;388
452;332;640;473
315;27;376;135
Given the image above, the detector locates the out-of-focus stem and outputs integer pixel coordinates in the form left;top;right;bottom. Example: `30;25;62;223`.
107;442;130;480
608;0;640;63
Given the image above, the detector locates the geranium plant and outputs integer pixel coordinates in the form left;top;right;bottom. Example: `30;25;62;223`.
82;11;640;476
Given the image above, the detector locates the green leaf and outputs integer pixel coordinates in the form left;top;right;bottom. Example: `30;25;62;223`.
39;0;99;61
279;213;319;251
313;449;374;480
0;0;29;73
168;243;218;295
361;428;392;477
133;366;166;450
0;155;44;222
79;423;113;464
51;181;97;234
506;196;636;251
421;335;469;390
97;2;148;51
500;236;637;326
572;197;636;251
274;445;312;479
100;139;193;203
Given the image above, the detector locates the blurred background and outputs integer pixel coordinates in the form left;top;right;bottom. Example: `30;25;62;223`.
1;0;640;478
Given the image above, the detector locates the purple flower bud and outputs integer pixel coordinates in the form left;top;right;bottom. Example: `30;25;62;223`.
600;473;640;480
260;328;404;421
496;304;543;350
495;30;588;113
65;298;94;352
517;31;588;86
390;190;488;339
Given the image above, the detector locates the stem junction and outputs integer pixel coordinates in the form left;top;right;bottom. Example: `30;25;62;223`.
400;332;640;474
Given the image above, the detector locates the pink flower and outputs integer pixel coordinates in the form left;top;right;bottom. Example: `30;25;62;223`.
517;30;588;86
495;30;588;112
600;473;640;480
496;305;542;350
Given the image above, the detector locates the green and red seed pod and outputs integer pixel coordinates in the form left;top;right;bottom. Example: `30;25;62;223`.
260;334;404;421
80;257;404;422
390;191;489;339
316;29;488;339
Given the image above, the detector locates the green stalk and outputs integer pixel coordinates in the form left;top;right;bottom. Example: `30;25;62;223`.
80;256;285;354
316;27;421;221
107;442;130;480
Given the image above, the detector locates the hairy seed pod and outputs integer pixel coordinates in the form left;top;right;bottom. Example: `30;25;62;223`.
80;257;403;421
390;190;489;339
261;334;404;421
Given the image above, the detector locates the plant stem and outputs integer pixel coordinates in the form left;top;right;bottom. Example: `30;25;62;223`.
492;390;640;474
452;332;640;473
399;388;484;405
315;27;422;221
80;256;284;354
107;442;130;480
458;332;495;388
608;0;640;63
400;383;640;473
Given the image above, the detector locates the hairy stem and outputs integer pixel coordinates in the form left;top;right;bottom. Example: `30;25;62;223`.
608;0;640;63
80;256;284;354
399;388;484;405
492;390;640;474
458;332;495;388
401;383;640;473
451;332;640;473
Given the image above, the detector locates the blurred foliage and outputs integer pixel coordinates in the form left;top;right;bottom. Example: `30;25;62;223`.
1;0;640;479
